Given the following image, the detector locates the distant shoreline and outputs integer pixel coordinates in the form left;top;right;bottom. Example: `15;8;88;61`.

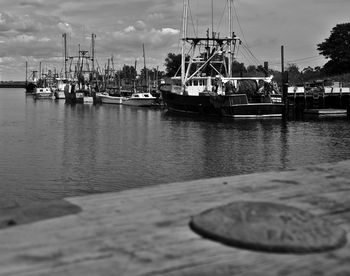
0;81;26;88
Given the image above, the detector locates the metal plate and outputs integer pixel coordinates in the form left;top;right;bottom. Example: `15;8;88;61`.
190;201;347;253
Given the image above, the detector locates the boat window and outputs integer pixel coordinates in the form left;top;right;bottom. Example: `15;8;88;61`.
144;94;149;97
134;94;139;97
193;80;198;86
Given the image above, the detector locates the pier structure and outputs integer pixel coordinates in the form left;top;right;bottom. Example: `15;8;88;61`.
287;84;350;119
0;160;350;275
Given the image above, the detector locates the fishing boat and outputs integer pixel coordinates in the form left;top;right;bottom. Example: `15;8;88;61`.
122;92;156;107
160;0;283;118
24;63;38;95
33;86;53;99
64;34;97;104
53;78;67;99
33;70;55;99
25;81;37;95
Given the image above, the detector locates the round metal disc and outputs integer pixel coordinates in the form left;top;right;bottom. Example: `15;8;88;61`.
190;201;347;253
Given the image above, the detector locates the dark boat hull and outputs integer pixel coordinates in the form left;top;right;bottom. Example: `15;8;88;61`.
161;90;283;118
25;82;37;94
161;90;220;116
220;103;283;118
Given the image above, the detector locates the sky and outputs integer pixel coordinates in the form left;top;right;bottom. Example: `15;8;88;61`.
0;0;349;80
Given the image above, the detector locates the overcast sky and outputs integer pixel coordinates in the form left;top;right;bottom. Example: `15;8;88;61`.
0;0;349;80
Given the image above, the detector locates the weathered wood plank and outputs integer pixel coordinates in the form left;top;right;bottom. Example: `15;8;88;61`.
0;160;350;275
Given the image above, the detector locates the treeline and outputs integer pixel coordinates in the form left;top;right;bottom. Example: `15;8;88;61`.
0;81;26;88
163;52;329;85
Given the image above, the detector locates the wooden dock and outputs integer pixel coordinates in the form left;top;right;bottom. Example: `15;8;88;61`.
304;108;347;117
1;160;350;275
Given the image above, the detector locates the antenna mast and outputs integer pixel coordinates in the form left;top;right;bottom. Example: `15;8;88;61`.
181;0;188;87
91;34;96;72
228;0;233;77
212;0;214;38
63;33;67;79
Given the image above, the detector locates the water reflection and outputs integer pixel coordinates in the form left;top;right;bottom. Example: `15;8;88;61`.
0;88;350;209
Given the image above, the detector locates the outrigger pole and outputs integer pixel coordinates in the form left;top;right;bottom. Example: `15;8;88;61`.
91;33;96;73
228;0;233;77
62;33;67;79
181;0;188;90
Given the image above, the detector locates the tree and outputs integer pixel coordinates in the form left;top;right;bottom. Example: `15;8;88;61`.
317;23;350;75
286;63;302;84
164;53;181;77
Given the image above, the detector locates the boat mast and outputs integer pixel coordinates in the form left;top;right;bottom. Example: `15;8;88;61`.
143;43;148;91
211;0;214;38
228;0;233;77
181;0;188;89
25;61;28;84
134;59;137;92
63;33;67;79
91;33;95;73
39;62;41;80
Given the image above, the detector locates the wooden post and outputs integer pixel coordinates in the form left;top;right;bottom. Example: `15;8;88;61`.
25;61;28;85
346;98;349;119
281;46;288;120
264;61;269;77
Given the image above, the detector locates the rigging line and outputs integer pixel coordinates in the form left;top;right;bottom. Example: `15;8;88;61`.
187;0;197;37
238;47;259;66
240;43;261;65
232;0;262;65
269;56;324;66
239;41;261;66
239;43;261;65
287;55;322;62
216;0;228;36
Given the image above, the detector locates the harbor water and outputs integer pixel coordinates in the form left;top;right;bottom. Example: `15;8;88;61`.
1;88;350;209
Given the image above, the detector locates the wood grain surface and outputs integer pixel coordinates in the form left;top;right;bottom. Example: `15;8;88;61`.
1;160;350;275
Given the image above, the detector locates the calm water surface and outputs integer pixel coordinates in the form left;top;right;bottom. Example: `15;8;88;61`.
1;88;350;208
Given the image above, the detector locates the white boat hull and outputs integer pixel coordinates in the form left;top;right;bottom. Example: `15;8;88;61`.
122;93;156;107
34;87;53;99
100;95;123;104
122;99;156;107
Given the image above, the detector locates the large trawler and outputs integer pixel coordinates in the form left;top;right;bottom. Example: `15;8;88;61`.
160;0;283;118
64;34;97;104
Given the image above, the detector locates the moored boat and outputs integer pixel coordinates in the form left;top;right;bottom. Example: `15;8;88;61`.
160;0;283;118
33;86;53;99
122;92;156;107
99;93;124;104
53;78;67;99
25;81;37;95
33;70;55;99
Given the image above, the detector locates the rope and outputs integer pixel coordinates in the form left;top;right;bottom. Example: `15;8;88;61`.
232;0;262;65
188;0;197;37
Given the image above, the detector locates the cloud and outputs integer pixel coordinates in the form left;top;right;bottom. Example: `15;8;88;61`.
58;22;74;36
14;34;36;42
124;26;135;33
135;20;146;31
161;28;179;35
147;12;164;21
0;12;12;32
19;0;45;7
